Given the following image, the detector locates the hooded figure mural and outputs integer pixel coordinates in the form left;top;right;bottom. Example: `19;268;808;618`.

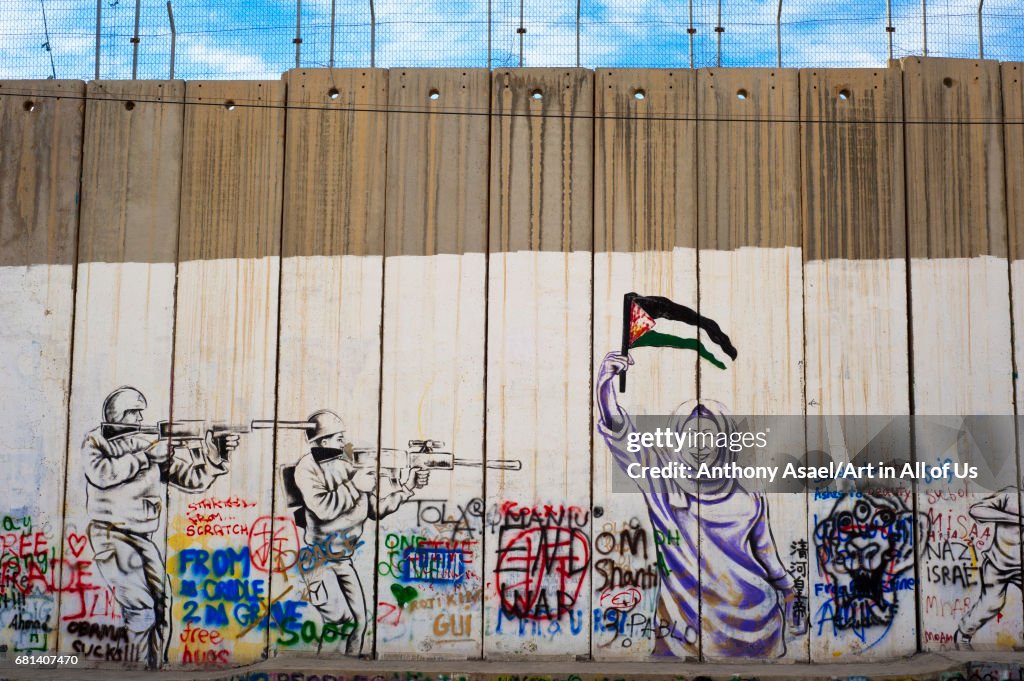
595;352;806;658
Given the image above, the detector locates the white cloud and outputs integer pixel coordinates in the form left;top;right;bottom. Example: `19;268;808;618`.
0;0;1020;79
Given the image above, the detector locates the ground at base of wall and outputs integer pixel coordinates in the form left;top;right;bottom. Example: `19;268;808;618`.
1;653;1023;681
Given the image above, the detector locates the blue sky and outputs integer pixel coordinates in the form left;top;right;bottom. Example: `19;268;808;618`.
1;0;1022;80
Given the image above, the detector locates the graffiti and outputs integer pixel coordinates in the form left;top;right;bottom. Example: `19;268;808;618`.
80;386;242;668
432;613;472;638
924;544;980;587
277;618;356;647
593;608;696;649
249;516;301;574
598;587;642;611
377;534;475;585
415;498;485;540
3;593;53;652
786;540;809;636
187;497;258;511
402;544;470;584
495;606;586;637
178;546;275;630
390;584;418;608
281;409;431;656
813;492;922;642
597;349;805;659
179;622;229;664
175;544;309;646
593;560;657;592
403;586;480;614
63;593;134;660
593;523;648;560
376;601;403;626
299;528;366;574
377;533;425;578
954;487;1023;650
494;502;590;622
927;507;994;543
0;524;56;597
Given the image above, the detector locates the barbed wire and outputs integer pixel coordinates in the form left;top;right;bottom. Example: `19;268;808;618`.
0;1;1021;81
5;86;1024;126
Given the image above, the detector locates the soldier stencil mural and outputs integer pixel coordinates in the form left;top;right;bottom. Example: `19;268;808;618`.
955;487;1023;649
83;387;240;669
277;410;521;657
282;410;431;656
596;295;807;659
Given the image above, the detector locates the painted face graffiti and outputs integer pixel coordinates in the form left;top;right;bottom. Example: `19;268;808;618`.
814;493;923;636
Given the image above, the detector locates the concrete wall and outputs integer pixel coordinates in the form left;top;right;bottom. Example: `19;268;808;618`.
0;58;1022;670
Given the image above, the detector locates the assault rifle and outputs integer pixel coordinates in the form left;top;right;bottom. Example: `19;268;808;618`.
101;419;314;459
378;439;522;483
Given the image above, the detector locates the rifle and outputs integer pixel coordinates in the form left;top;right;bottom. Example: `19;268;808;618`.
101;419;314;460
378;439;522;484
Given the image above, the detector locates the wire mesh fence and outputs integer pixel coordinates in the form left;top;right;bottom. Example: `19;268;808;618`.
1;0;1021;80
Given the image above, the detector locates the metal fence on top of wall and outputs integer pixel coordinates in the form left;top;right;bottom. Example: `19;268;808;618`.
0;0;1022;80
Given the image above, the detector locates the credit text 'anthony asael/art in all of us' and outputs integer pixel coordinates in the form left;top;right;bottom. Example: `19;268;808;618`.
623;426;980;483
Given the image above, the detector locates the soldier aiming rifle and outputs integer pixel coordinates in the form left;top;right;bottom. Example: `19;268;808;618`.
83;386;246;669
282;411;522;656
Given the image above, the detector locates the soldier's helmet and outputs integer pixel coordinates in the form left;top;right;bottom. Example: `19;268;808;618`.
102;386;147;423
306;410;346;443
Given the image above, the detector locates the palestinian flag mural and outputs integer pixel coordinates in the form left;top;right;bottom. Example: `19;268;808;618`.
620;293;737;389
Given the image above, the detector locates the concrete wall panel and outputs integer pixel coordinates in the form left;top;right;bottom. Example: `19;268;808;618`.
0;80;83;658
270;68;389;660
484;68;594;658
696;67;807;663
58;80;183;669
167;79;285;667
377;68;490;659
591;68;698;661
801;67;916;660
904;57;1019;653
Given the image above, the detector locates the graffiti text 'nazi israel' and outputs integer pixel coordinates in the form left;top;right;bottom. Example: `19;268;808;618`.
495;502;590;621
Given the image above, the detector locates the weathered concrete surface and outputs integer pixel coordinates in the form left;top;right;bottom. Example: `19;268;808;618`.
2;652;1023;681
2;60;1024;671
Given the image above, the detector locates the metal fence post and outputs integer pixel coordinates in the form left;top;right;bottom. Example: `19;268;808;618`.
487;0;492;69
687;0;695;69
576;0;581;68
39;0;56;79
167;1;176;79
776;0;782;67
518;0;525;67
715;0;723;67
94;0;101;80
921;0;928;56
886;0;894;62
370;0;376;68
329;0;337;67
294;0;301;68
131;0;141;79
977;0;985;58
